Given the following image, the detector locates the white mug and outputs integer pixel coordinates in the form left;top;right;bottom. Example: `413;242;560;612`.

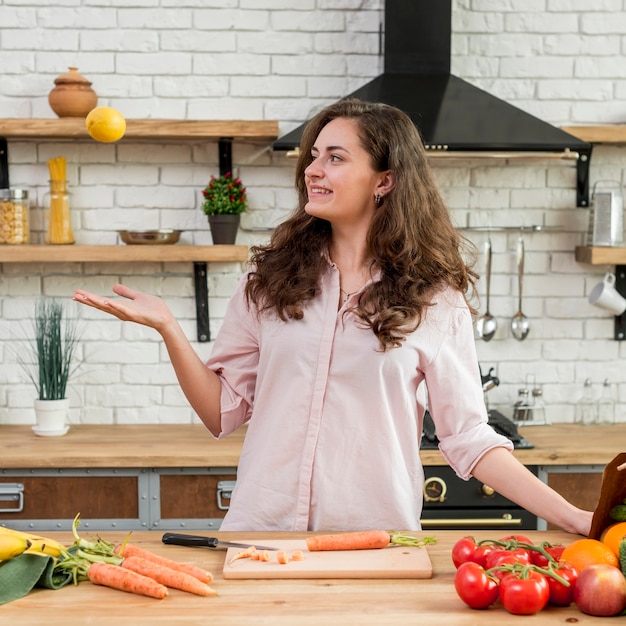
589;272;626;315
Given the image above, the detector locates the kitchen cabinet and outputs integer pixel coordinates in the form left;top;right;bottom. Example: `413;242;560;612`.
0;423;621;533
541;467;603;530
0;467;235;532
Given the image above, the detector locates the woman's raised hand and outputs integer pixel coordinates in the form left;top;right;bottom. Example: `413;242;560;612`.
73;284;175;333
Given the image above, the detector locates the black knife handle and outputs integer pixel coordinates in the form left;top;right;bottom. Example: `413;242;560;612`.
161;532;218;548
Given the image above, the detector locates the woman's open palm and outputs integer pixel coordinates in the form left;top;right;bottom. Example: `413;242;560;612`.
73;284;174;333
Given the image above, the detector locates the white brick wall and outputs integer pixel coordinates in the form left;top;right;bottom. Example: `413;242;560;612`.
1;0;626;427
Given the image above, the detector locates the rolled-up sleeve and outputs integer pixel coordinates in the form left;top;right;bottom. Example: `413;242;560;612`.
205;274;259;438
424;291;512;480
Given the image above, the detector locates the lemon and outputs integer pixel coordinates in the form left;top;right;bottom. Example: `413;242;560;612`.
85;106;126;143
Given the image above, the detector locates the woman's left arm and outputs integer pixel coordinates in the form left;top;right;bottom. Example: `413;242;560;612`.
471;447;593;536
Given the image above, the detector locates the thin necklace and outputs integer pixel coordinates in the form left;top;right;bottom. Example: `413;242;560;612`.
340;287;354;303
340;281;368;303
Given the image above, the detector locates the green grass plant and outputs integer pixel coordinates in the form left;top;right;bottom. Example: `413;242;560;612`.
20;298;81;401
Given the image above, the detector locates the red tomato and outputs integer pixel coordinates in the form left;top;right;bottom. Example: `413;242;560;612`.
546;563;579;606
485;547;530;571
451;536;478;568
499;534;533;545
454;561;500;610
500;571;550;615
531;544;566;568
470;544;496;568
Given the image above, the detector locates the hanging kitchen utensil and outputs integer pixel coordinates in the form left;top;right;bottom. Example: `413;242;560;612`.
475;237;497;341
511;235;530;341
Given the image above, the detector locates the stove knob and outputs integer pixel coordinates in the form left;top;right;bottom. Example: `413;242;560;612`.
423;476;447;502
481;484;495;497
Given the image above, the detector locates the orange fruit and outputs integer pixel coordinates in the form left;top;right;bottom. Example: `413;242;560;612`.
85;106;126;143
601;521;626;557
561;538;619;572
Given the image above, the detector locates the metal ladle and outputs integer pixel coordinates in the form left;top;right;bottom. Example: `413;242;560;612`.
511;236;530;341
476;238;497;341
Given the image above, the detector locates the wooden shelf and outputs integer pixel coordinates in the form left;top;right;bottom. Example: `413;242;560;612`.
575;245;626;265
561;125;626;144
0;244;249;263
0;118;279;141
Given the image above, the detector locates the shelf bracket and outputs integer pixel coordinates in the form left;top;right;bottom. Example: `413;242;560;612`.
576;147;592;208
218;138;233;176
614;265;626;341
193;262;210;343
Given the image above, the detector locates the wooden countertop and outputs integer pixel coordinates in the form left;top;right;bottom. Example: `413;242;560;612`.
0;530;610;625
0;422;623;469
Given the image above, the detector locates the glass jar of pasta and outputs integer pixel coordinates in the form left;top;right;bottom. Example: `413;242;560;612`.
0;188;30;244
43;179;74;244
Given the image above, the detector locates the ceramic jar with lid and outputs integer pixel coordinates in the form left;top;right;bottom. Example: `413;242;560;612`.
0;188;30;244
48;67;98;118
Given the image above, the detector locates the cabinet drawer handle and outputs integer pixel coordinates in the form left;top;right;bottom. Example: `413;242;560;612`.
0;483;24;513
421;516;522;528
216;480;236;511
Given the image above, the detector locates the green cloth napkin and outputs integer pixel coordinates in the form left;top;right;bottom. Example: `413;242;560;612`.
0;552;73;605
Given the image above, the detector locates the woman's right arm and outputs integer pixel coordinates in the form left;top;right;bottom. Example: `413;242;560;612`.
73;284;223;435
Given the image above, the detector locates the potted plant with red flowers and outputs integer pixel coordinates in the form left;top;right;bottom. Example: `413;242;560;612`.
201;171;247;245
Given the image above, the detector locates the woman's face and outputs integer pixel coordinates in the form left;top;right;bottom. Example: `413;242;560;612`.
304;117;387;227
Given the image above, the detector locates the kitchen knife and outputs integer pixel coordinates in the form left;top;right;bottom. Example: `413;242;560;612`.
161;532;278;551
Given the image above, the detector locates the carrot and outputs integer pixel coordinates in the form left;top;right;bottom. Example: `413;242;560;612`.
306;530;391;551
305;530;437;551
258;550;271;562
228;545;257;565
116;542;212;583
276;550;289;565
87;561;168;599
121;555;217;597
291;550;305;561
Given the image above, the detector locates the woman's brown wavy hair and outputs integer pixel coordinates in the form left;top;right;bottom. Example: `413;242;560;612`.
246;98;478;351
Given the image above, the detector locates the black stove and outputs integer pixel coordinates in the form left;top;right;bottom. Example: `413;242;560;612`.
421;409;534;450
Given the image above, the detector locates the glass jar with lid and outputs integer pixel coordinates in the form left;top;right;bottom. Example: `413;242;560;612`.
0;188;30;244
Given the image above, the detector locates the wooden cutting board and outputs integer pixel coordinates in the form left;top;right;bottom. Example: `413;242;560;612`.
222;539;433;579
589;452;626;540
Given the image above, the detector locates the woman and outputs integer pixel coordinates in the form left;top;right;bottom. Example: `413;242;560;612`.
74;99;592;535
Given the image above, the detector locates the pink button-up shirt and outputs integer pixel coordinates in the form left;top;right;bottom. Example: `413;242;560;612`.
207;259;511;531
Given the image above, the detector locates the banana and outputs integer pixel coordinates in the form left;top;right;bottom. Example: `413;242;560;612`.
0;526;65;558
0;533;30;560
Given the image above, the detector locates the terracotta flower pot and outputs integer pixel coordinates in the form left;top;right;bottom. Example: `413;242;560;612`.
48;67;98;118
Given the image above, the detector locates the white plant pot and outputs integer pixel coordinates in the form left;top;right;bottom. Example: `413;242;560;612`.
33;398;70;437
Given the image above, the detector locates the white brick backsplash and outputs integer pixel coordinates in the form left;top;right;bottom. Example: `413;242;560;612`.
3;2;626;424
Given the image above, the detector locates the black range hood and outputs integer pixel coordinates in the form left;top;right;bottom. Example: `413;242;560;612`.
273;0;592;206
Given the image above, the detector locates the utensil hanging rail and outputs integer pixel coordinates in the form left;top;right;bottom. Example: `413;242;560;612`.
458;225;563;233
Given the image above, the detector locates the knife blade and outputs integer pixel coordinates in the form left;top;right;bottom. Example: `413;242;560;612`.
161;532;278;551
